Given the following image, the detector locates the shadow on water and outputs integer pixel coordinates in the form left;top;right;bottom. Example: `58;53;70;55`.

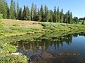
11;32;85;63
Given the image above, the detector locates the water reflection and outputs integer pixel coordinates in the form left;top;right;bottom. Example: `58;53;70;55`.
12;32;85;63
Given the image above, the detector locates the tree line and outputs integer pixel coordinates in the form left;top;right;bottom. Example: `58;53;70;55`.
0;0;83;24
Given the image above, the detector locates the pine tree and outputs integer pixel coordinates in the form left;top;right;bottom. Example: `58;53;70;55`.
67;10;70;23
66;12;68;23
53;6;57;22
9;0;15;19
18;8;22;20
66;10;73;24
44;5;49;22
49;10;53;22
33;4;37;21
37;9;42;21
57;7;60;22
16;2;19;19
0;0;3;14
31;3;35;21
7;4;9;19
40;5;44;21
3;1;8;19
14;1;17;19
60;9;64;23
0;0;8;19
69;12;73;24
22;5;26;20
25;6;31;20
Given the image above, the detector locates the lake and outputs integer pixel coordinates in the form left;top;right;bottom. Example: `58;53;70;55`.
12;32;85;63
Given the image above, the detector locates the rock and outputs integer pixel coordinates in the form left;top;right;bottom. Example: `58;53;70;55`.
11;52;20;55
41;52;54;59
29;55;41;62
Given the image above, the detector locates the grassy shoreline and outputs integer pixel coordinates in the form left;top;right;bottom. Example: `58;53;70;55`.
1;19;85;38
0;19;85;63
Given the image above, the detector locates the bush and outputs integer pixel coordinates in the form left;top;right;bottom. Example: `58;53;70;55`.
0;14;3;19
0;14;3;29
0;54;27;63
81;21;84;24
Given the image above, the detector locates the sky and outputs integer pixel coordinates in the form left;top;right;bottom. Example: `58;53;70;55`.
7;0;85;18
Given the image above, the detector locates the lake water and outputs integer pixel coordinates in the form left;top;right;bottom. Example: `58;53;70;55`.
13;32;85;63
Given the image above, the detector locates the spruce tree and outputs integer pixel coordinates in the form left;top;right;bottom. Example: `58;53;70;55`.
31;3;35;21
22;5;26;20
25;6;31;20
16;2;19;19
49;10;53;22
57;7;60;22
33;4;37;21
44;5;49;22
18;8;22;20
9;0;15;19
60;9;64;23
0;0;8;19
37;9;42;21
66;12;68;23
67;10;70;24
53;6;57;22
69;12;73;24
40;5;44;21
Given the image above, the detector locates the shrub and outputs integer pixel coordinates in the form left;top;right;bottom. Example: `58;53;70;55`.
0;14;3;29
0;54;27;63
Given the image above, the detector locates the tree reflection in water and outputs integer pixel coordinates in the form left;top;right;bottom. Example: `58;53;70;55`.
12;32;85;63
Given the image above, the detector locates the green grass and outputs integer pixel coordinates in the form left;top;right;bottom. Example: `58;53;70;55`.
1;19;85;38
0;19;85;63
41;22;85;32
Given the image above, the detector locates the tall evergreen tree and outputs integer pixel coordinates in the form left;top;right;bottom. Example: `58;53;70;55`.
66;10;73;24
22;5;26;20
57;7;60;22
3;1;8;19
0;0;8;19
60;9;64;23
31;3;35;21
16;2;19;19
25;6;31;20
37;9;42;21
18;8;22;20
33;4;37;21
67;10;70;24
22;5;31;20
44;5;49;22
66;12;68;23
9;0;15;19
49;10;53;22
40;5;44;21
69;12;73;24
14;1;17;19
53;6;57;22
0;0;4;14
